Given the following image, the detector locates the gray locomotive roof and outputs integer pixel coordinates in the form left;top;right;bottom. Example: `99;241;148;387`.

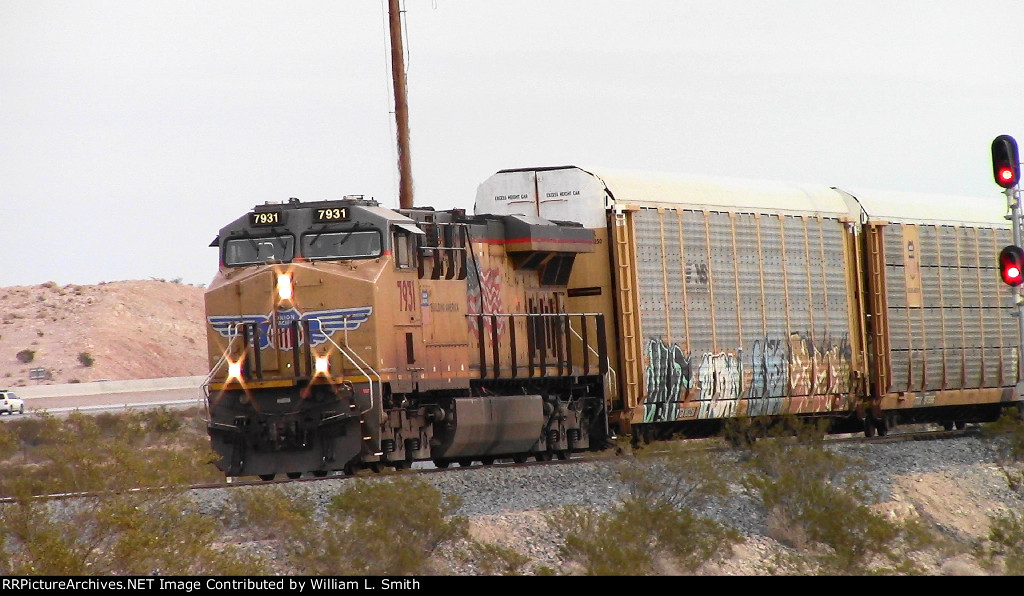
579;167;856;218
834;187;1010;228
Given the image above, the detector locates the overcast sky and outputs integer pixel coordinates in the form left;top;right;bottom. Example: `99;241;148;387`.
2;0;1022;288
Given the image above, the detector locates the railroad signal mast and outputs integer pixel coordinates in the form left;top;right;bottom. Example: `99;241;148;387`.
993;134;1024;386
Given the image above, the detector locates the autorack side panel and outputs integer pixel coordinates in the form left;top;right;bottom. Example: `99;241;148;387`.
842;188;1018;411
474;166;869;432
620;205;860;427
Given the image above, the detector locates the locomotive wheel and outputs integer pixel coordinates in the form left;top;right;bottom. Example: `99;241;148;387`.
555;451;568;461
312;470;328;478
393;459;411;471
457;458;473;467
481;457;494;466
512;454;527;464
535;452;551;462
287;472;302;479
433;459;450;469
258;474;275;481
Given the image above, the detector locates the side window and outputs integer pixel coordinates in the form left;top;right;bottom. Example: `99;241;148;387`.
393;229;416;269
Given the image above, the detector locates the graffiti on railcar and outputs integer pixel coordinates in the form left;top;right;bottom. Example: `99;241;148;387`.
642;332;852;422
696;351;741;418
748;336;787;416
643;338;693;422
749;337;787;399
787;331;852;407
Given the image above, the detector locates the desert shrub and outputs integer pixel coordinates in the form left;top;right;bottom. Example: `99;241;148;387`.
983;409;1024;462
982;511;1024;575
0;490;263;575
0;410;220;498
462;540;532;576
77;352;94;367
16;349;34;363
141;406;183;434
740;435;936;575
546;440;741;575
234;475;468;575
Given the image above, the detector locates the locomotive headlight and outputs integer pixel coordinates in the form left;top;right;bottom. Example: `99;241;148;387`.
276;273;294;301
228;360;242;380
314;354;330;375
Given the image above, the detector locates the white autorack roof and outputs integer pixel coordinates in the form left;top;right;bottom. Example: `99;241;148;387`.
835;187;1010;228
580;167;856;219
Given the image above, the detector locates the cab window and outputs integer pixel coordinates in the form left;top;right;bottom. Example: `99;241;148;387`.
302;230;382;260
224;236;295;266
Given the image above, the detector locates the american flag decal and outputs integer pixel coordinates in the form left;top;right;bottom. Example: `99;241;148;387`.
466;266;505;335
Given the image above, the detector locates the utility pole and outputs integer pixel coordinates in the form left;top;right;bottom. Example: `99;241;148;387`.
388;0;414;210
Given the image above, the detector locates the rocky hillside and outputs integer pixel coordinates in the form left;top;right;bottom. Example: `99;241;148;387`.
0;280;207;386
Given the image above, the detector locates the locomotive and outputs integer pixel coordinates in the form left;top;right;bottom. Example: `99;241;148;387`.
204;166;1024;479
203;195;609;479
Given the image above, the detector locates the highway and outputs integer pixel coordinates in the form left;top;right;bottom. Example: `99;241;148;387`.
5;376;207;416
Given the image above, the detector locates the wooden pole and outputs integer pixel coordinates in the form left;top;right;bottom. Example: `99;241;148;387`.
388;0;414;210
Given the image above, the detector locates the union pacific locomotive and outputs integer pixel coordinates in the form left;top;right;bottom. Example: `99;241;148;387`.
204;167;1024;479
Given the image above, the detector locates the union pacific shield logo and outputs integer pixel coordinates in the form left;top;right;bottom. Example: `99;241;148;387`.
208;306;373;350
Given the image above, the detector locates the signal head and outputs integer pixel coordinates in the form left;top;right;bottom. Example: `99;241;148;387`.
992;135;1020;189
999;245;1024;286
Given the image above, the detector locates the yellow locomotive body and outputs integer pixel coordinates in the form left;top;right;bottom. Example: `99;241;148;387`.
204;197;608;478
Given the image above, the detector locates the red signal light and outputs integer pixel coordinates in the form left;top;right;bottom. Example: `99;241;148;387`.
992;135;1020;189
999;245;1024;286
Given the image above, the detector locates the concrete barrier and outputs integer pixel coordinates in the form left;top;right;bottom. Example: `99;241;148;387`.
14;376;207;399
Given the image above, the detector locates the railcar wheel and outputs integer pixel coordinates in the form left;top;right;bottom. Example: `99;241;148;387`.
873;415;888;437
287;472;302;479
258;474;275;481
942;421;955;431
555;451;568;461
313;470;328;478
457;458;473;467
512;454;527;464
481;457;494;466
535;452;551;462
863;418;875;438
955;420;966;430
433;459;450;469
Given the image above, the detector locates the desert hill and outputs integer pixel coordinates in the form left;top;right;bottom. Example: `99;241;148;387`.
0;280;207;387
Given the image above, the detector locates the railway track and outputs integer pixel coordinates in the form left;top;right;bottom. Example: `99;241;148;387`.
196;424;981;493
0;424;982;504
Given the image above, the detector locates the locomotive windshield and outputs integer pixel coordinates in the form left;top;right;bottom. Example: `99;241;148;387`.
224;235;295;266
302;230;382;260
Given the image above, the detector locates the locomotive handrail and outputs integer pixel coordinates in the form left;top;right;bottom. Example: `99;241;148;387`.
469;311;608;381
201;326;248;420
567;317;617;399
314;317;382;417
